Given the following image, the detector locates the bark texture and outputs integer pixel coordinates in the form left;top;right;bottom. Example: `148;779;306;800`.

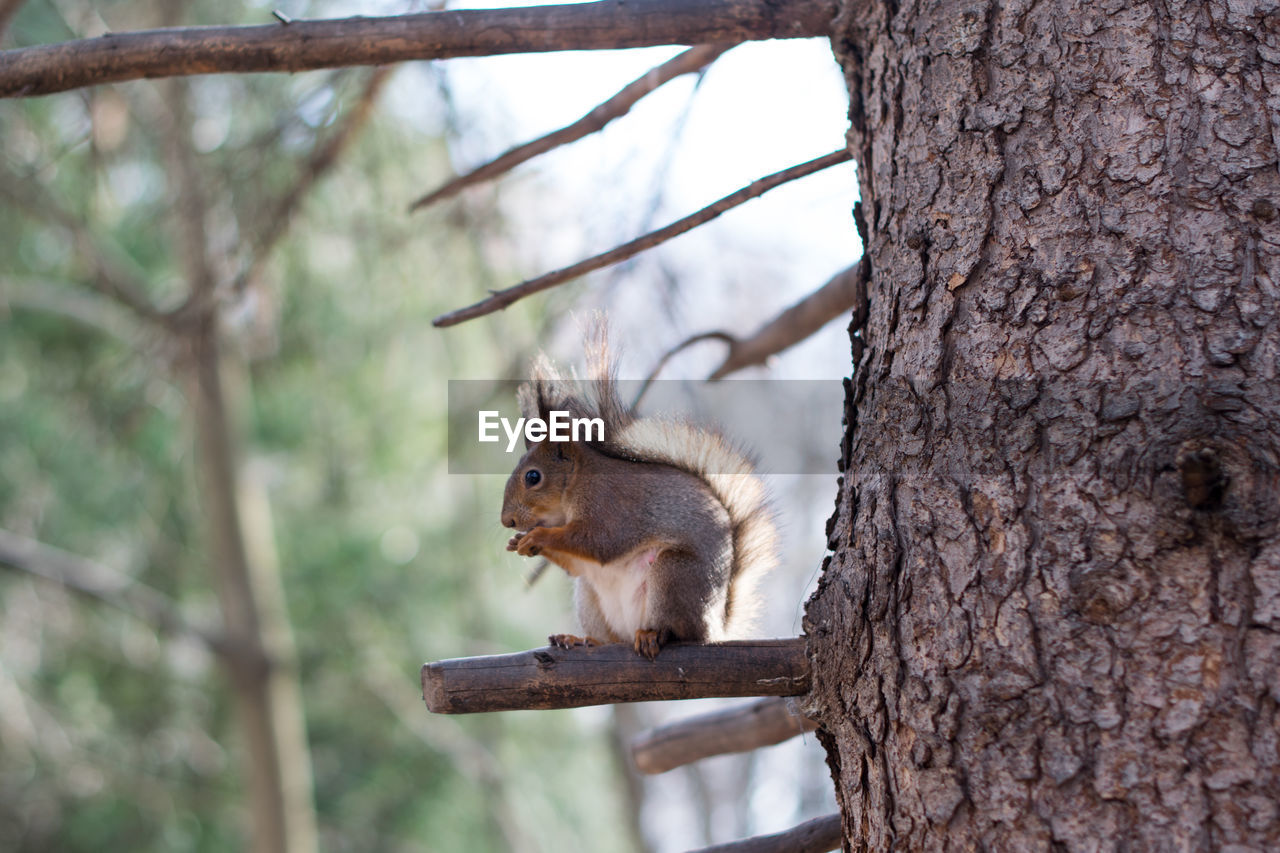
805;0;1280;848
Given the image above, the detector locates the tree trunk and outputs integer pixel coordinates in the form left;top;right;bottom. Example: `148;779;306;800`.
188;320;319;853
805;0;1280;848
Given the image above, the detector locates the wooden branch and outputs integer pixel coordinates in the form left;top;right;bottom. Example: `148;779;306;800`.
631;696;817;774
635;258;866;389
410;43;731;211
686;813;842;853
706;257;867;379
0;527;229;654
422;638;809;714
0;0;835;99
433;148;852;327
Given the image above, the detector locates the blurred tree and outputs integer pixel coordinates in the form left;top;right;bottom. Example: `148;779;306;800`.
1;3;635;852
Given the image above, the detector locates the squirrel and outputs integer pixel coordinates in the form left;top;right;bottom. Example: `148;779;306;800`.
500;331;777;659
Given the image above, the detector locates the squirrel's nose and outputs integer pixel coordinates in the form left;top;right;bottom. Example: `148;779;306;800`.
501;514;516;528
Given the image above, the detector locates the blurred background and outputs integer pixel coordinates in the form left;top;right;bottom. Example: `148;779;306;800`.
0;1;859;850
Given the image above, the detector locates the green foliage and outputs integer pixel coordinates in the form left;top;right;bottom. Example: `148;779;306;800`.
0;3;634;851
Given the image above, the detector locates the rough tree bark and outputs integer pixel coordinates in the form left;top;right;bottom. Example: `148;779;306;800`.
805;0;1280;848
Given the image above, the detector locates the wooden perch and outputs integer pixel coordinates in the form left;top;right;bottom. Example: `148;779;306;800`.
422;638;808;714
411;43;731;211
687;813;842;853
0;0;835;98
432;148;852;327
631;696;817;774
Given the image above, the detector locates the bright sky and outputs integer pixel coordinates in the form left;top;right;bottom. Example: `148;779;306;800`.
375;0;861;377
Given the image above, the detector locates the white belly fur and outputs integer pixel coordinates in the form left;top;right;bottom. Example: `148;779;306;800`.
563;547;657;640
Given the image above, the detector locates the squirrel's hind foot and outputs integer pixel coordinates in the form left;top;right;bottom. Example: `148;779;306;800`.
633;628;674;660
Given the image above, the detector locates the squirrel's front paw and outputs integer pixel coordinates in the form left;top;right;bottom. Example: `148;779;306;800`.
506;533;524;552
515;528;547;557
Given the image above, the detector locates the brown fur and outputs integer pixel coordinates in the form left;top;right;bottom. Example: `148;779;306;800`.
501;331;778;658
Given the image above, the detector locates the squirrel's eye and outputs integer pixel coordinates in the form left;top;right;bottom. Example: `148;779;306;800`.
524;469;542;487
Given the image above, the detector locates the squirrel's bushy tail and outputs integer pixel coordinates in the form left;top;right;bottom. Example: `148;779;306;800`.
611;416;778;636
585;329;778;637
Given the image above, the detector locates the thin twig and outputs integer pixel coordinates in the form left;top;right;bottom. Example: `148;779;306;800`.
0;275;146;346
634;332;735;407
410;44;731;211
0;528;229;655
0;173;164;323
634;258;866;388
234;66;393;298
0;0;836;98
433;148;852;327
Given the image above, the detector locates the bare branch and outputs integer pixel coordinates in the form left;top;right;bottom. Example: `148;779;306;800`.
633;258;866;391
0;0;836;99
630;696;817;774
0;275;147;346
707;258;867;379
633;331;736;406
235;66;393;297
0;173;164;323
0;527;229;654
686;814;842;853
422;638;810;714
410;43;731;211
433;148;852;327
